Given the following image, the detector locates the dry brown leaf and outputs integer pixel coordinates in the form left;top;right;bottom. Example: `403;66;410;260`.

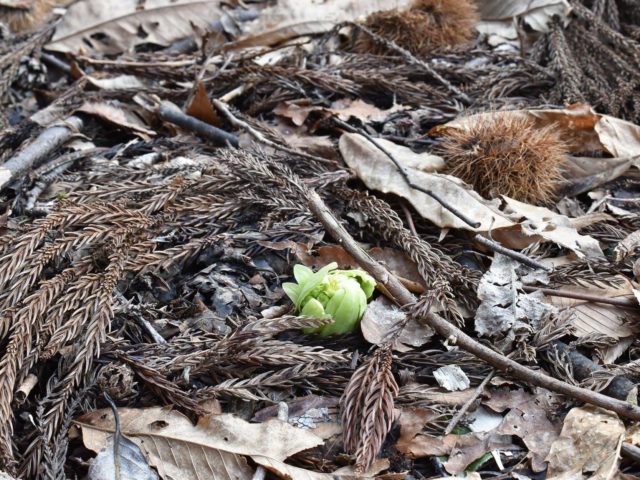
186;81;221;127
544;278;640;339
444;432;515;474
395;408;439;456
77;102;156;137
47;0;230;54
497;197;604;259
86;74;147;91
232;0;414;48
75;407;323;480
340;132;512;231
360;296;433;351
486;389;562;472
546;406;625;479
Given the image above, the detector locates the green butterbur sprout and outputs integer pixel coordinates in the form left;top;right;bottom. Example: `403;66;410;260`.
283;262;376;336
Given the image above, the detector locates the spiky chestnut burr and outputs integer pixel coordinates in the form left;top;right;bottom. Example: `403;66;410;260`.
437;113;568;205
356;0;479;56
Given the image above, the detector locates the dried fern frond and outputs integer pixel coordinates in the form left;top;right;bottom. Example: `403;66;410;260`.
342;345;398;473
438;112;568;205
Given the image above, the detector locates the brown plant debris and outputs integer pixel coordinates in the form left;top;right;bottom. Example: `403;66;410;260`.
1;0;640;478
357;0;479;56
438;113;568;204
342;345;399;472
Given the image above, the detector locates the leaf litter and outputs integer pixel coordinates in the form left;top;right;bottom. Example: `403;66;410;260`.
1;0;640;479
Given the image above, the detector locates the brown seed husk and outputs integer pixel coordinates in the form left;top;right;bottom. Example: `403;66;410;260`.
438;113;569;205
357;0;479;56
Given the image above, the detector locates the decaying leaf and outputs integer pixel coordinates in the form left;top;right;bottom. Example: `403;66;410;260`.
546;406;625;479
433;365;470;392
233;0;414;48
77;102;156;137
544;278;640;339
88;435;160;480
360;296;433;351
486;388;562;472
475;254;557;343
76;407;323;480
499;197;605;259
47;0;231;54
475;0;571;46
340;132;512;231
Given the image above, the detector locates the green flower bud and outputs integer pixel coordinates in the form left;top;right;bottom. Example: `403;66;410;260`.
282;262;376;336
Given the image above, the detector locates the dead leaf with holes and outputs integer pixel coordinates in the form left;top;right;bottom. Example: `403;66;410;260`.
47;0;233;54
75;407;323;480
485;388;562;472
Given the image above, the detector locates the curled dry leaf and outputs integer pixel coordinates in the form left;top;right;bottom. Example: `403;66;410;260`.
340;132;512;231
47;0;231;54
77;102;156;137
75;407;323;480
497;197;605;259
88;435;159;480
546;406;625;479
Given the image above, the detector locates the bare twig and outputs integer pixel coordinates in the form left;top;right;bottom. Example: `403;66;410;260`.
444;369;495;435
158;101;239;147
333;117;480;228
307;189;640;421
0;116;84;191
212;99;335;165
474;235;551;271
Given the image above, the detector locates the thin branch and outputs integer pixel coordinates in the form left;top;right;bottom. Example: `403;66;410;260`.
212;99;335;165
523;286;637;308
444;369;495;435
333;117;480;228
474;235;551;271
0;116;84;191
307;189;640;421
158;101;239;147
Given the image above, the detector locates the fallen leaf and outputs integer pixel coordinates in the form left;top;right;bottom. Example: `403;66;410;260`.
77;102;155;137
186;81;221;127
340;132;512;231
444;432;515;474
498;197;604;259
486;388;562;472
75;407;323;480
476;0;571;33
475;253;557;343
86;74;147;91
360;296;433;351
546;406;624;478
395;408;440;456
233;0;414;48
88;435;159;480
544;278;640;339
47;0;230;54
